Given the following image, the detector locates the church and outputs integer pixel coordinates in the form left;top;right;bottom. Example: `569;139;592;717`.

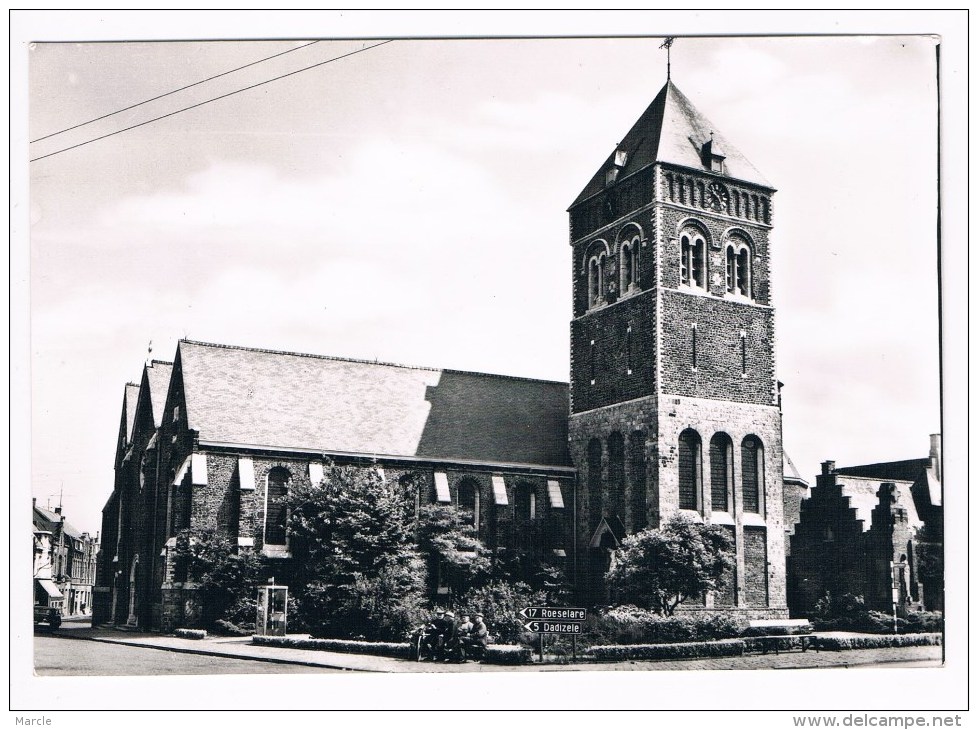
94;76;790;630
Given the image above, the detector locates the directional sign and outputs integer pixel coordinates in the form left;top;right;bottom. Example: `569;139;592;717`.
520;606;587;621
523;620;583;635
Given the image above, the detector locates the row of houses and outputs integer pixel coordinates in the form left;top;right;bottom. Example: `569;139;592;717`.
32;501;99;617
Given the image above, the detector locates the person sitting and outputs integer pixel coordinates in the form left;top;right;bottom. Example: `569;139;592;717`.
423;608;452;659
469;613;489;653
456;613;474;639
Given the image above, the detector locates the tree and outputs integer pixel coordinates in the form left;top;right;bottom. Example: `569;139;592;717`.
415;503;491;602
605;514;734;615
284;461;427;640
172;527;265;630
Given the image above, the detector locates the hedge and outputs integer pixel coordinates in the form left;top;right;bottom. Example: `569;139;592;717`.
482;645;532;665
742;624;813;637
173;628;208;640
584;639;746;661
814;633;942;651
743;636;808;653
251;635;412;658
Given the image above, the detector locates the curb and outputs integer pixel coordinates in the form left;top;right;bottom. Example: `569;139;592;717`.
46;631;376;672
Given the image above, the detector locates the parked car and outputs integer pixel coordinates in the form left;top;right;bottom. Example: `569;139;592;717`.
34;601;62;629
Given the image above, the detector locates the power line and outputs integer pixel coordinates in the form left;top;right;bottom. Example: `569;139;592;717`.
31;40;321;144
30;40;393;164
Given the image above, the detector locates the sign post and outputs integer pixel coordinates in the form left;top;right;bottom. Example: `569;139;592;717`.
520;607;587;662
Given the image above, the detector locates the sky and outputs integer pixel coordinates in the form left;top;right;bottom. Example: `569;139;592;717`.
12;9;969;717
24;32;946;536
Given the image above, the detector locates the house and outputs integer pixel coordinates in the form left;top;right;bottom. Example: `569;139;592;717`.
787;435;943;616
97;76;793;630
33;500;98;616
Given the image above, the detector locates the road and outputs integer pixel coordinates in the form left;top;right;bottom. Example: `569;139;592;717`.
34;633;343;676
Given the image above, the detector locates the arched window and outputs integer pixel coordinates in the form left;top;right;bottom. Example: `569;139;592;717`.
608;432;625;519
619;234;640;294
630;431;647;531
725;238;752;298
587;248;607;308
741;436;764;514
678;429;702;511
457;478;480;528
710;433;734;512
264;467;291;547
587;438;603;527
515;482;536;521
680;229;706;290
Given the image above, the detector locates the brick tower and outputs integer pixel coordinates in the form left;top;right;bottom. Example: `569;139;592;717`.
568;79;787;617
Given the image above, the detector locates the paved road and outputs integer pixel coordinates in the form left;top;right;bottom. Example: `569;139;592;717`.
34;633;343;675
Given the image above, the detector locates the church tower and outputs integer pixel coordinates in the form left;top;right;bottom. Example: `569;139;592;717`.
568;78;788;617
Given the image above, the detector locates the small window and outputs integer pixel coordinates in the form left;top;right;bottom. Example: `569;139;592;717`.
172;405;180;423
680;231;706;289
588;251;607;308
515;483;536;521
457;479;480;528
725;239;752;299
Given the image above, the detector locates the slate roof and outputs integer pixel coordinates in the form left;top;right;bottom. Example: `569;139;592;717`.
832;476;922;533
177;340;572;468
571;80;771;208
33;506;86;540
123;383;140;443
145;360;173;428
836;457;941;509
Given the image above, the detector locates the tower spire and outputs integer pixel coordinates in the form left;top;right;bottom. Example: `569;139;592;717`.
660;37;675;81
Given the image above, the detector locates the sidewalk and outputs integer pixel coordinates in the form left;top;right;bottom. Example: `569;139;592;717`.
51;622;942;673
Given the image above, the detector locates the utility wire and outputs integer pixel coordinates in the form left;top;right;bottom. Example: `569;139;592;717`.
30;40;393;163
31;40;321;143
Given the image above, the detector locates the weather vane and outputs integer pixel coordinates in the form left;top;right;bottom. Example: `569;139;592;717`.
660;37;676;81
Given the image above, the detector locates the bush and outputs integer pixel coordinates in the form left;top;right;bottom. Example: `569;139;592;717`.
251;635;412;658
584;639;745;661
814;633;942;651
461;580;548;645
174;628;207;640
743;636;809;653
905;611;943;634
482;645;532;665
587;605;749;646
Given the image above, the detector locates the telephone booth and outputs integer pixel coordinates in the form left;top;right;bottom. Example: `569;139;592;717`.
256;584;288;636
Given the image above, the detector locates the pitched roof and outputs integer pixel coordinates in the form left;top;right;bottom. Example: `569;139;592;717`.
836;457;941;508
33;506;86;540
783;450;808;486
177;340;571;468
144;360;173;428
833;475;922;533
571;80;771;208
123;383;140;442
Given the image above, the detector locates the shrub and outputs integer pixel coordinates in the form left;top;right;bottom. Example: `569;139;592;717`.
905;611;943;634
174;628;207;640
584;639;745;661
482;645;532;665
743;636;809;653
587;605;748;646
814;633;941;651
462;580;548;645
251;635;412;658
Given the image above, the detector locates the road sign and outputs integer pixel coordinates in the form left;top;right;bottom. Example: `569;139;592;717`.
520;606;587;621
523;620;583;635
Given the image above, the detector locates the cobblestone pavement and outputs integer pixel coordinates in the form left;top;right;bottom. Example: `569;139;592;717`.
42;622;942;674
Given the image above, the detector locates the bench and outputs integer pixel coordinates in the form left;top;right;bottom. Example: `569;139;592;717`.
744;619;815;655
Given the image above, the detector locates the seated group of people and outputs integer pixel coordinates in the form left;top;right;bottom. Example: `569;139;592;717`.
423;607;489;659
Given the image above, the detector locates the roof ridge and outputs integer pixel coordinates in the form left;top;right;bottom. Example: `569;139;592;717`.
180;339;568;386
149;359;173;367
